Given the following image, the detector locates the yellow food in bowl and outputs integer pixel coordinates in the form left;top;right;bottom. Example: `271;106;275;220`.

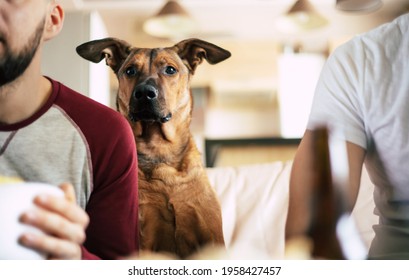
0;175;23;184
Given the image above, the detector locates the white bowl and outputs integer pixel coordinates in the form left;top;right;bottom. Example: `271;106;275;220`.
0;182;63;260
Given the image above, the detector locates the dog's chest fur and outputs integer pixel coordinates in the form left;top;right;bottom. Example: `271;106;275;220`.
137;136;219;258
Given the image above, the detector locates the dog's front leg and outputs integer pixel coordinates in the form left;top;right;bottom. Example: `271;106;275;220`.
171;197;225;258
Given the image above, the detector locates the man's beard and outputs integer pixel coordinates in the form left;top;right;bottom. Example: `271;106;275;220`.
0;18;45;86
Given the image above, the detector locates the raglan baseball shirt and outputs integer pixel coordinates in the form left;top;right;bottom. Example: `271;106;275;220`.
0;77;139;259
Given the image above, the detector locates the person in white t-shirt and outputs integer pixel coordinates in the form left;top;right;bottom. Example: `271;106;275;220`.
286;13;409;259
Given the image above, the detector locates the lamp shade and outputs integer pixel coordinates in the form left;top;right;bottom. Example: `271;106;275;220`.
275;0;328;33
143;0;199;38
336;0;383;12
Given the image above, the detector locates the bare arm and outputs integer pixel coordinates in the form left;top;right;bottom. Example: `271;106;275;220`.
345;141;366;210
285;130;366;239
285;130;314;239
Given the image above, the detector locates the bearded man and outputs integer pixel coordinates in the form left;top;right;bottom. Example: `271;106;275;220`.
0;0;139;260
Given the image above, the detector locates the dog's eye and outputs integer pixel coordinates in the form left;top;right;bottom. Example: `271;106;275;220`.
164;66;177;75
125;66;137;77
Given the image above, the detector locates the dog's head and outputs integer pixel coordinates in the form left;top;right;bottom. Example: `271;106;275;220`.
76;38;231;125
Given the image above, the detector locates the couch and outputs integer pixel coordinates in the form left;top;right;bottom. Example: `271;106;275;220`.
206;160;377;259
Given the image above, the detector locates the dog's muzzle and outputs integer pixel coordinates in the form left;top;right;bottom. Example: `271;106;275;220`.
129;84;172;123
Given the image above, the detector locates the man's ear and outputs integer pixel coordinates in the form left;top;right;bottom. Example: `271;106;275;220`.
43;2;64;42
171;38;231;74
76;38;132;73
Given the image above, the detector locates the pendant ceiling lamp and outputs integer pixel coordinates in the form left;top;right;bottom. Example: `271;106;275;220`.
275;0;328;33
143;0;199;39
336;0;383;12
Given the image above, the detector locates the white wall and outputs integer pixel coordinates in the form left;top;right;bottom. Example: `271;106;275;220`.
88;12;110;106
277;52;326;138
42;11;110;107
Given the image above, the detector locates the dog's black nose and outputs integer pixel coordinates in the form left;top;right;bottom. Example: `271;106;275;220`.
133;84;158;100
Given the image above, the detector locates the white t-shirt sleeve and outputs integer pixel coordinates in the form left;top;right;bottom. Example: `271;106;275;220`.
307;38;368;149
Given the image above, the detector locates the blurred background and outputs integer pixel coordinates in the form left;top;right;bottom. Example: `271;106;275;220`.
44;0;409;167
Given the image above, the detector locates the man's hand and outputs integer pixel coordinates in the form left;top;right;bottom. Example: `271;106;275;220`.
19;183;89;260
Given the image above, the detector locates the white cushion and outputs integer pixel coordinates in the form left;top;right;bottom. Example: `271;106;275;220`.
206;160;376;259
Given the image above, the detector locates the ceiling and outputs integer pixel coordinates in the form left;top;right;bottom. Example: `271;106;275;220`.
60;0;409;49
58;0;409;88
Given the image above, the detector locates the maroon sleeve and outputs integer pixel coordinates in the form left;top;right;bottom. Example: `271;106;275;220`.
82;109;139;260
81;246;100;260
53;80;139;259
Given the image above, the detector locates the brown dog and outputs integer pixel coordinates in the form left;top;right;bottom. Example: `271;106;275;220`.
76;38;231;258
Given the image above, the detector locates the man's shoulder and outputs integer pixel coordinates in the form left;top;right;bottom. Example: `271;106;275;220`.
358;13;408;48
51;79;133;141
330;14;409;66
52;79;121;119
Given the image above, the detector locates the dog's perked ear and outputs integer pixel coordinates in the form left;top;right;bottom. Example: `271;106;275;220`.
76;37;132;73
172;38;231;74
